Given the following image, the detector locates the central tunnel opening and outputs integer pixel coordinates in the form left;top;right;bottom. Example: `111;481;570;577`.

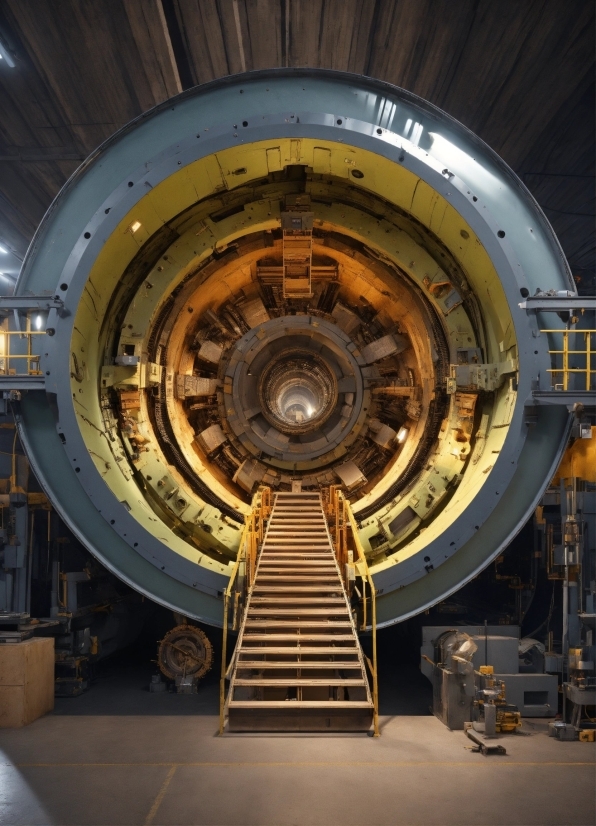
259;350;338;433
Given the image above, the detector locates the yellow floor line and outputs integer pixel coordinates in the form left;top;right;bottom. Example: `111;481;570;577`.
144;765;177;826
15;761;596;768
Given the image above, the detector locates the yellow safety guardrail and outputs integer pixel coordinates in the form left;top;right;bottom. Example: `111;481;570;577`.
326;485;380;738
0;328;46;376
219;486;271;735
543;329;596;391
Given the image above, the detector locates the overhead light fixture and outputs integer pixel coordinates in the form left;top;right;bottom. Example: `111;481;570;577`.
34;314;43;330
397;426;409;443
130;220;142;234
0;40;16;68
0;245;7;254
0;272;16;283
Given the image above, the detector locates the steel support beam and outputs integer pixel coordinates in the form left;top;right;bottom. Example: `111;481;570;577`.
0;377;45;391
532;390;595;406
520;296;596;312
0;296;64;312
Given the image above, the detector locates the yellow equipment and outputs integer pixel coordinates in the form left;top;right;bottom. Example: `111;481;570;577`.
475;669;522;734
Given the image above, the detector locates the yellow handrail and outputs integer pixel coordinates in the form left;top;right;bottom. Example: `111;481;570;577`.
218;485;271;736
218;518;248;736
0;327;46;376
327;486;380;737
541;329;596;392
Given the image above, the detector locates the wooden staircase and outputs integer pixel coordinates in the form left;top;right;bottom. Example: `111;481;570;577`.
226;491;374;732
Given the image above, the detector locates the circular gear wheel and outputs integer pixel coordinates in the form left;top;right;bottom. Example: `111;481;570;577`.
157;624;213;681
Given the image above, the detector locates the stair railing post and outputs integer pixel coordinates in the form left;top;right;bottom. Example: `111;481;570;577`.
361;570;367;631
370;570;380;737
219;511;251;735
219;589;230;736
249;511;256;588
342;491;380;738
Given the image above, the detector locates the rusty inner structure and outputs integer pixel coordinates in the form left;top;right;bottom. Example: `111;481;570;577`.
143;211;450;508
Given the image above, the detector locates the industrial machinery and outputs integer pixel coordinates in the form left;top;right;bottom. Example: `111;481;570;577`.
421;625;558;724
3;68;588;629
474;666;521;735
421;449;596;731
423;630;478;730
423;631;522;735
0;405;154;696
539;466;596;735
157;623;213;693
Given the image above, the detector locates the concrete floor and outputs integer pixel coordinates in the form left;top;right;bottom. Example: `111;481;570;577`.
0;657;594;826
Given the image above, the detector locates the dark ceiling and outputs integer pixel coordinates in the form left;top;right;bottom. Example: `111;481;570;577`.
0;0;593;292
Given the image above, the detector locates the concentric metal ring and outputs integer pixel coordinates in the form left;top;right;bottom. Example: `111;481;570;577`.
259;349;338;435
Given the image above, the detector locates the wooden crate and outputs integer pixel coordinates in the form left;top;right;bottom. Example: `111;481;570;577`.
0;637;54;727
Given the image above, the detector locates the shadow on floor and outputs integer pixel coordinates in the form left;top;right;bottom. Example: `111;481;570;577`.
53;647;221;717
51;630;432;717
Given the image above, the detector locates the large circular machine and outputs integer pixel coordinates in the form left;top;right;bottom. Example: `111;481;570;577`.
16;70;572;627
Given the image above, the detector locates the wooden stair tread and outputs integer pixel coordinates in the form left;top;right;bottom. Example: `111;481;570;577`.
259;555;333;559
264;543;330;547
259;556;334;561
248;608;350;615
267;528;329;544
236;662;363;669
275;492;319;496
264;537;330;540
256;576;340;581
256;567;338;572
238;647;359;654
234;678;366;687
272;503;322;516
252;585;340;594
242;635;356;642
261;545;331;550
251;594;344;600
266;531;329;534
229;700;372;709
257;561;337;567
261;548;332;552
246;618;352;628
262;541;330;545
266;528;328;532
257;564;337;568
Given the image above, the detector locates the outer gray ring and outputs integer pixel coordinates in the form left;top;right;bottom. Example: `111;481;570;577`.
15;70;571;626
